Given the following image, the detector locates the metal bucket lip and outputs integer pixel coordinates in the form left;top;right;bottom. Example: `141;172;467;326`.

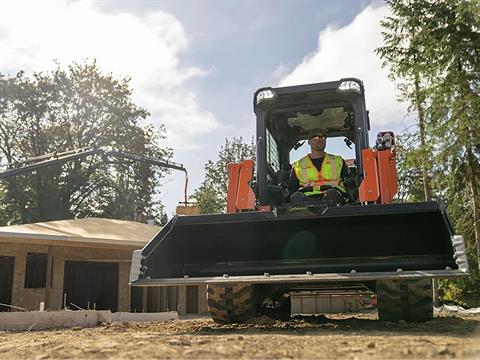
173;201;446;226
131;268;469;287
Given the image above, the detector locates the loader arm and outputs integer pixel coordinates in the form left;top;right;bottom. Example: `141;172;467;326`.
1;147;186;179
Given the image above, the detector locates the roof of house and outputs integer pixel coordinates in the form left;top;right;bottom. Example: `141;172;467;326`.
0;218;161;248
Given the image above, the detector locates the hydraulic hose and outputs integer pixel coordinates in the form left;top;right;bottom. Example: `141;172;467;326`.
183;170;189;207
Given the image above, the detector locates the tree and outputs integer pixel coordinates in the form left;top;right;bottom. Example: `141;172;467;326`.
395;130;429;203
0;61;171;224
193;137;255;214
378;0;480;302
376;0;434;201
421;0;480;274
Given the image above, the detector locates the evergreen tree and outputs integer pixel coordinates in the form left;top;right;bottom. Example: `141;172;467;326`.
378;0;480;301
395;130;429;203
376;0;434;201
422;0;480;274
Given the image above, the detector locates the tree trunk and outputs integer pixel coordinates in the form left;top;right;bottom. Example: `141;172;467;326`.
413;70;437;304
466;142;480;274
414;73;432;202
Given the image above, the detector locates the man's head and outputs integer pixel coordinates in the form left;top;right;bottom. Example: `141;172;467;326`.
308;132;327;152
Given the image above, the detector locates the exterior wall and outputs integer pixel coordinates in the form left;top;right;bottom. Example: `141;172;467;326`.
0;242;135;312
118;263;132;311
133;285;208;315
0;243;48;311
198;284;208;313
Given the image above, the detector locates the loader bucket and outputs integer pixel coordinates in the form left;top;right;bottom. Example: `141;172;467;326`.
134;201;468;285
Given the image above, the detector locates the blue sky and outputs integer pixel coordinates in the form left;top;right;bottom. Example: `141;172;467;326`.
0;0;414;217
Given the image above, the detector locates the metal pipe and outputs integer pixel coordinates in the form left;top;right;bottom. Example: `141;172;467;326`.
0;302;28;311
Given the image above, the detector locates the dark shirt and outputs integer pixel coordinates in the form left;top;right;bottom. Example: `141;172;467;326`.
288;155;349;194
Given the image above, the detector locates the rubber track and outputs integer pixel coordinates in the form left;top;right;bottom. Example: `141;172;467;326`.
377;279;433;322
206;283;254;324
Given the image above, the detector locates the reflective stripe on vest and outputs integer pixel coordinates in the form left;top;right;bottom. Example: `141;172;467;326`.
293;153;345;196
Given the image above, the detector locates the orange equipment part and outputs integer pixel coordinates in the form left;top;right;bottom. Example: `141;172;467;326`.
359;147;398;204
376;149;398;204
359;149;380;202
226;163;241;213
226;160;256;213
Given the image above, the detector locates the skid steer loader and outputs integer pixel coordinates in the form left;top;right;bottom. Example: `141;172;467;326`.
130;78;469;323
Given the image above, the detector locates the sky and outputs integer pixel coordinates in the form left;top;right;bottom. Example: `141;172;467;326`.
0;0;415;217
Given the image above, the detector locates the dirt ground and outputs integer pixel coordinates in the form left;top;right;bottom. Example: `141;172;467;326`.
0;311;479;359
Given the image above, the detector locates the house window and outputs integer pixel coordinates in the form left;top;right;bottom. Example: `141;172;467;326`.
24;253;48;288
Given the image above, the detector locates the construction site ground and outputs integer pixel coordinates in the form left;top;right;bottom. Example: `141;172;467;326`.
1;311;479;359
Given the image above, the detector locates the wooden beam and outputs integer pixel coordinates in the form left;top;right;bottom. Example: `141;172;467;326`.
177;286;187;315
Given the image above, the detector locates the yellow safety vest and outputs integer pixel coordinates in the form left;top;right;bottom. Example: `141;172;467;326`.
293;153;345;196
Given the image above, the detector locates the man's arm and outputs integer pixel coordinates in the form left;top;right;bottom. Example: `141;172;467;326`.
340;160;349;180
288;168;300;195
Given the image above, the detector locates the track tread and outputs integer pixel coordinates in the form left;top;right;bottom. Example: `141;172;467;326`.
207;283;255;324
377;279;433;322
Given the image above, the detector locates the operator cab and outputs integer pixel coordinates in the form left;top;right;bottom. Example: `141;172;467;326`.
253;79;370;207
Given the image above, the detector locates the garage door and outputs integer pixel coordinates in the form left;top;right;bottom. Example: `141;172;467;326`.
63;261;118;312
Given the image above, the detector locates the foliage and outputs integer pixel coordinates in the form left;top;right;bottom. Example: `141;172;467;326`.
395;130;431;203
0;61;171;224
193;137;255;214
379;0;480;304
376;0;436;201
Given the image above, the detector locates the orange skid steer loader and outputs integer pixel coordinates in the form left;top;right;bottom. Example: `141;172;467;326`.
130;79;469;323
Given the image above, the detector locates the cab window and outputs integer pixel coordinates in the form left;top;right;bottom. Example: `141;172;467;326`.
266;129;280;173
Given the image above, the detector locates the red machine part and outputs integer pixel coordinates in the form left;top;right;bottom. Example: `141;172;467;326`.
359;132;398;204
226;160;256;213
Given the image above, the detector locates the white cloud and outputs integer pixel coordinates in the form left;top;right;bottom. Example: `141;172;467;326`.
0;0;219;150
137;91;221;149
278;4;408;127
272;63;291;83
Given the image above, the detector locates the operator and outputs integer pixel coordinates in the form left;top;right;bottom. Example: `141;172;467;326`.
289;132;348;205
